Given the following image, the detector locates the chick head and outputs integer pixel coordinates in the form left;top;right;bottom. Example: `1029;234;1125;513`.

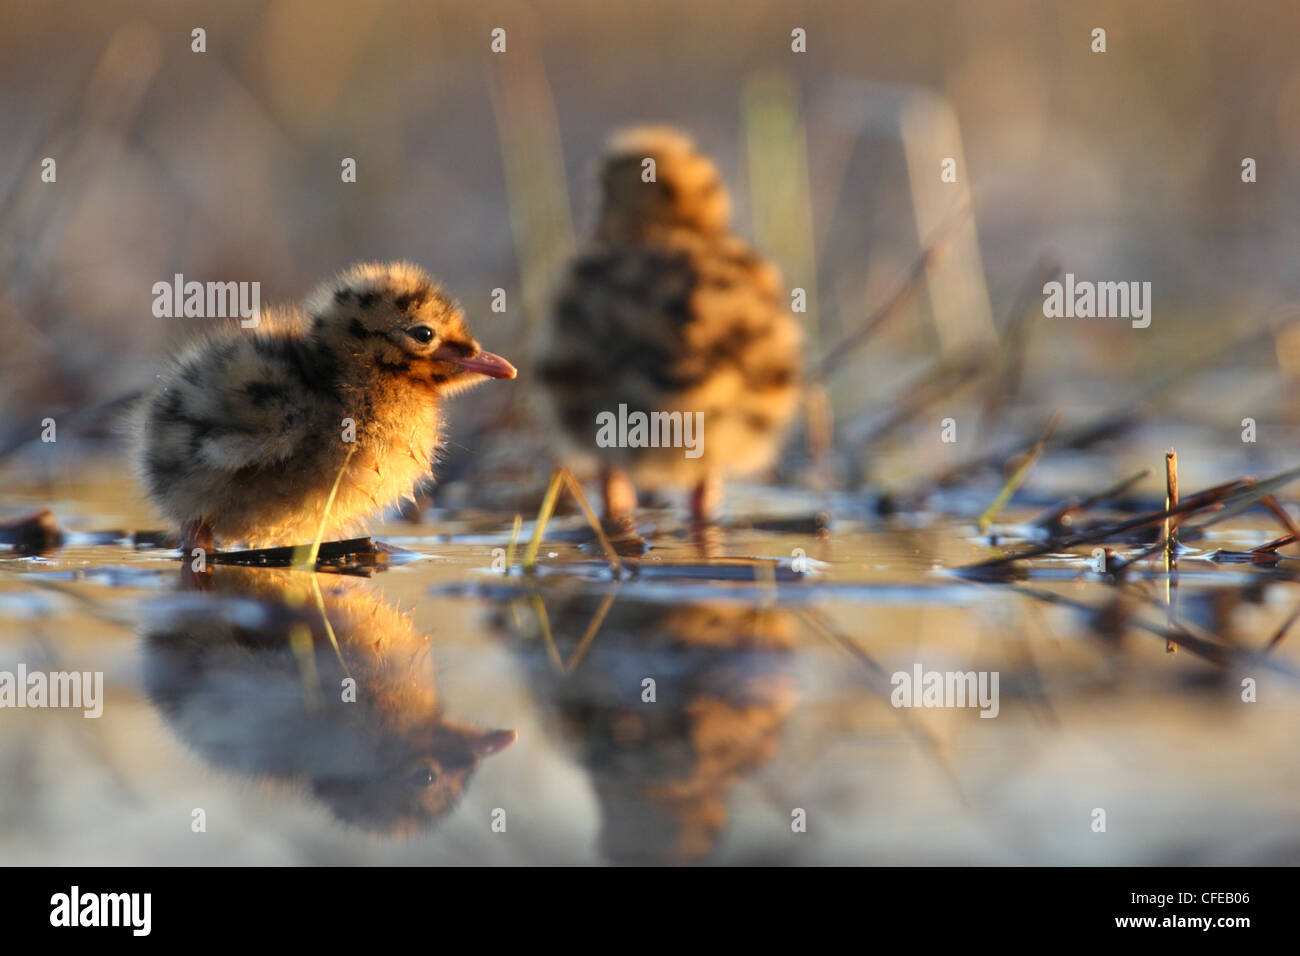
305;261;515;394
596;126;732;239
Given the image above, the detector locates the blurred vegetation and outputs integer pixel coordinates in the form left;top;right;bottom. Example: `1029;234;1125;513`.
2;0;1299;505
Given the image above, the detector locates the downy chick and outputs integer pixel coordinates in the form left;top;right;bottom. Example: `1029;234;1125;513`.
538;127;802;522
134;262;515;550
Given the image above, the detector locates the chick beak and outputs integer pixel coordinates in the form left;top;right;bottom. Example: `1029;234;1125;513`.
433;344;517;379
470;729;518;758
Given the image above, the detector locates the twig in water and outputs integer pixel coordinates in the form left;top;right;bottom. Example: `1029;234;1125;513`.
522;468;623;575
308;575;352;680
530;592;562;672
1250;532;1299;554
565;588;619;673
287;622;324;713
504;513;523;570
977;413;1059;533
900;408;1142;510
560;468;623;575
959;476;1255;577
523;469;564;573
290;446;356;675
210;537;376;568
1076;468;1155;514
1260;495;1300;538
1031;468;1152;534
293;446;357;571
1179;464;1300;536
1011;585;1236;670
1163;451;1180;558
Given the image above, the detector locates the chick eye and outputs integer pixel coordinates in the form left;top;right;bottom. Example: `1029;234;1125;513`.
406;768;436;788
407;326;435;344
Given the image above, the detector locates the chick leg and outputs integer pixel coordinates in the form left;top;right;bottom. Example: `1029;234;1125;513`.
180;518;215;555
689;470;722;525
601;466;637;521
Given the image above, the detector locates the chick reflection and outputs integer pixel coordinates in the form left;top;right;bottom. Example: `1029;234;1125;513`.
494;592;798;864
142;567;515;834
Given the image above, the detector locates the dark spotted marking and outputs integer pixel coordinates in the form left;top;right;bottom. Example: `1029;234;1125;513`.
348;317;377;340
393;287;430;312
144;447;189;479
440;339;475;358
181;342;238;382
252;335;339;397
157;390;184;419
663;293;691;317
152;390;224;439
358;291;379;308
723;247;759;271
175;408;245;439
752;366;795;390
555;296;589;328
244;381;290;404
334;289;352;304
377;358;411;374
574;258;610;281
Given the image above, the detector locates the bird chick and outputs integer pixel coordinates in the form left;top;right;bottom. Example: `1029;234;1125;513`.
538;126;802;523
135;262;516;550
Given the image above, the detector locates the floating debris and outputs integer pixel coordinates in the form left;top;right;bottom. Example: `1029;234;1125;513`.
0;508;64;556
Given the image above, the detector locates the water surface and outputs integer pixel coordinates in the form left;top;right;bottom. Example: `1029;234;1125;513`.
1;463;1297;865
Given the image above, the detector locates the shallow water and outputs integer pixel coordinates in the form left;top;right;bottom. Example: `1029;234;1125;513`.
1;463;1298;866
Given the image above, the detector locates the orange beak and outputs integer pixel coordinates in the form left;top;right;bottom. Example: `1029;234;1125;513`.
470;729;518;758
434;345;516;379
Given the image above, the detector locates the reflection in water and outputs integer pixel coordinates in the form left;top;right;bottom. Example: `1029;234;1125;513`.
493;590;799;864
140;567;515;835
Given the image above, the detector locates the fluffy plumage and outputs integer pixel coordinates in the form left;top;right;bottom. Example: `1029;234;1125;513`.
538;126;802;520
134;261;515;549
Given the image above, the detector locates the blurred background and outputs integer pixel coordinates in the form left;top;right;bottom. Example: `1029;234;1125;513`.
3;0;1300;503
2;0;1299;867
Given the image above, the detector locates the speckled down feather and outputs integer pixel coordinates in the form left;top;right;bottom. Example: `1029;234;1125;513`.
133;262;513;548
538;127;802;491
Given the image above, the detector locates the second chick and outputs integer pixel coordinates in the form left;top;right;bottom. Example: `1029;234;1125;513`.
538;127;802;523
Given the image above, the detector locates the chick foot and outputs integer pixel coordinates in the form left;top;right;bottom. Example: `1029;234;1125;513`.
689;471;722;526
602;466;638;522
